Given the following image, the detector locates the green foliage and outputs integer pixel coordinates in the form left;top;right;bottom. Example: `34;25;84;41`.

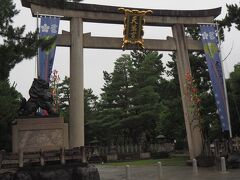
84;88;99;144
189;52;220;140
98;51;165;145
98;54;134;145
57;76;70;122
103;155;188;166
158;54;185;143
226;64;240;136
0;0;37;81
57;76;100;144
0;0;38;151
218;3;240;40
211;2;240;137
156;25;222;145
229;64;240;103
220;3;240;31
93;47;219;147
101;54;133;110
0;80;21;151
156;98;185;142
129;50;164;144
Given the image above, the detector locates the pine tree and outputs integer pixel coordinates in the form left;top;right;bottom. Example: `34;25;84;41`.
226;64;240;136
84;88;99;144
128;50;164;144
220;3;240;31
57;76;100;144
98;51;167;145
217;3;240;40
0;0;37;81
58;76;70;122
0;80;21;151
219;3;240;137
98;54;134;145
0;0;37;151
156;54;186;148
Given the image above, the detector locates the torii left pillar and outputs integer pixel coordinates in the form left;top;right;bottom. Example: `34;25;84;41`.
69;17;84;148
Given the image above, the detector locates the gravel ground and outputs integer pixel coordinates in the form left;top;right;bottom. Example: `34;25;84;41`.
96;165;240;180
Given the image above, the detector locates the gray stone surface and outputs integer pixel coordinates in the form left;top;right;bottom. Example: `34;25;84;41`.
97;165;240;180
12;117;68;153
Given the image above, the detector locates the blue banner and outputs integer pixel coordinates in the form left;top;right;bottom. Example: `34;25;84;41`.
39;16;60;82
200;25;229;131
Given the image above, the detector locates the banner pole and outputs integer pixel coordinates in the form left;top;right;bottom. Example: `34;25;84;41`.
36;12;40;78
216;23;233;138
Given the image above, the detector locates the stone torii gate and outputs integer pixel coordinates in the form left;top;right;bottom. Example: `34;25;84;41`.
21;0;221;159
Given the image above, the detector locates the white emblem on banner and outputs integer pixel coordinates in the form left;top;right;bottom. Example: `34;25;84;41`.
50;24;58;34
41;24;50;33
202;32;209;40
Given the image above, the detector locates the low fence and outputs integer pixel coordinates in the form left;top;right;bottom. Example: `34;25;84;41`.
232;137;240;151
203;136;240;158
87;143;174;162
97;143;174;155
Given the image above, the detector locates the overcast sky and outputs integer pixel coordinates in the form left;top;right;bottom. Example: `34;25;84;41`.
10;0;240;98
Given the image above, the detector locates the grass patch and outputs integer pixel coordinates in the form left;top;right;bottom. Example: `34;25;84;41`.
102;155;188;166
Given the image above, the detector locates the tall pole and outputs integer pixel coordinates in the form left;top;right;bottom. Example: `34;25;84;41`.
216;23;233;138
36;12;39;78
69;17;84;148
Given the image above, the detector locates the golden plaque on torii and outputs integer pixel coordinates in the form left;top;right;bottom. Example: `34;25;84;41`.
119;8;152;50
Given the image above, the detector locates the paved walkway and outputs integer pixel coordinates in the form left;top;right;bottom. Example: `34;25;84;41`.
96;165;240;180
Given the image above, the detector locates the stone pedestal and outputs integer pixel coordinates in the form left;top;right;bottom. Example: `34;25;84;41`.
12;117;69;153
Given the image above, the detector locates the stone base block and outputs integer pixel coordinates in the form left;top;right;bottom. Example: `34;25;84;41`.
12;117;69;153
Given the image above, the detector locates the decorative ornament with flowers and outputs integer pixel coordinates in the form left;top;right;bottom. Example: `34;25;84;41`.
50;70;61;112
185;72;202;126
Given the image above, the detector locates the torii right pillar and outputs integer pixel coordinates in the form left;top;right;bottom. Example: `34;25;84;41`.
172;24;203;159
